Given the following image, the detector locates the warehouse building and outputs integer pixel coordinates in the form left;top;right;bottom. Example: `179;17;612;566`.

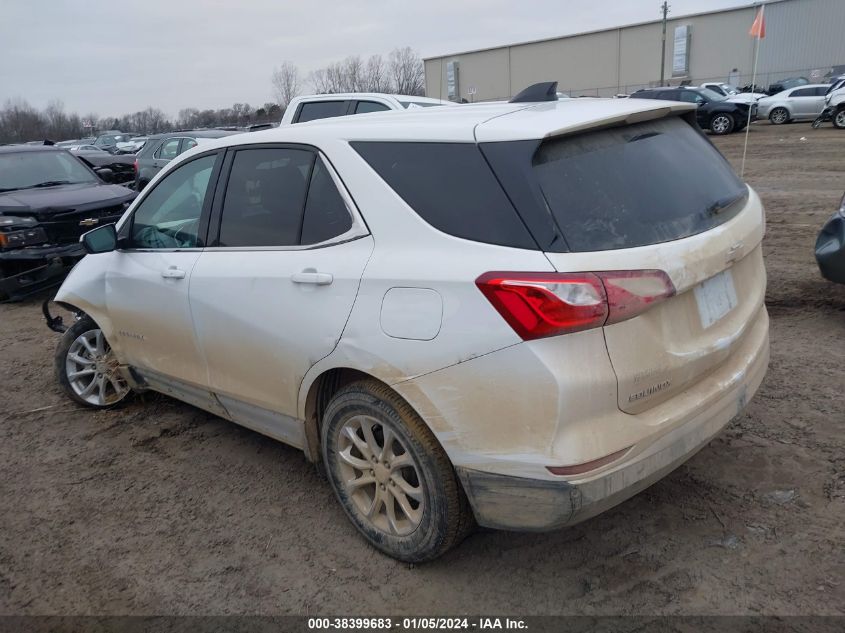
424;0;845;101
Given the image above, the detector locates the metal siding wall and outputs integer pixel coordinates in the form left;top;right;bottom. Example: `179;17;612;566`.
758;0;845;81
509;30;620;96
672;8;758;85
423;0;845;100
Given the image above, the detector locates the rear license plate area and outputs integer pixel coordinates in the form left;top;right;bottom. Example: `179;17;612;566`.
694;269;738;329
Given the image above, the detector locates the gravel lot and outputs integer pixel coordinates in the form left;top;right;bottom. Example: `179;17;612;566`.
1;122;843;617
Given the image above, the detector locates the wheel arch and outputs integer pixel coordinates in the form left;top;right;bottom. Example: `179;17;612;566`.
301;367;398;463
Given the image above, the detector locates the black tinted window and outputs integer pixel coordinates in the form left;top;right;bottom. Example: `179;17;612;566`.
529;117;746;251
355;101;391;114
791;88;814;97
352;142;535;249
677;91;701;103
296;101;348;123
218;148;314;247
301;158;353;244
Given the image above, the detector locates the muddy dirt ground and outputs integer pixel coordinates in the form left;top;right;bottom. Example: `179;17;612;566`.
1;123;843;617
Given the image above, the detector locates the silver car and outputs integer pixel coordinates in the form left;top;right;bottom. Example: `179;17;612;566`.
757;84;831;124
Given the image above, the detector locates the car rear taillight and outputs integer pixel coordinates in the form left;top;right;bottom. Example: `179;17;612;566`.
133;159;138;174
475;270;675;341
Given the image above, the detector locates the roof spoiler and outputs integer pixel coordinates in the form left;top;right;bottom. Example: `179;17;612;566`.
509;81;558;103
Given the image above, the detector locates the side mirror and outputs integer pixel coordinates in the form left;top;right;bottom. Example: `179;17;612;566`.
81;223;118;254
94;167;114;183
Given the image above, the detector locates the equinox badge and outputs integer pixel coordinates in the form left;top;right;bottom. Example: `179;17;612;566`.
78;218;99;227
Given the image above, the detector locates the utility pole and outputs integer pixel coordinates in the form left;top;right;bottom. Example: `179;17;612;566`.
660;1;670;85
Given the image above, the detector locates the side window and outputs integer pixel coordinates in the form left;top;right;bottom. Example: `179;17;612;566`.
351;141;535;249
677;91;700;103
129;154;217;249
791;88;812;97
301;158;354;244
295;101;349;123
217;148;314;247
657;91;677;100
180;138;198;154
157;138;181;160
814;86;828;96
354;101;391;114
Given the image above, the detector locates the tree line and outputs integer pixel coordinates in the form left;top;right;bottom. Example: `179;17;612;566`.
0;47;425;144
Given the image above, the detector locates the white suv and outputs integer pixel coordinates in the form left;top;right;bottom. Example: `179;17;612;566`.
51;95;769;561
280;92;453;125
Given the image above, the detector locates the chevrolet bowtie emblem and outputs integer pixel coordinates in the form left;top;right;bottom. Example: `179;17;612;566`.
78;218;99;227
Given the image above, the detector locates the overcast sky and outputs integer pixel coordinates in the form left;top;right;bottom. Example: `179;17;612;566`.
1;0;755;117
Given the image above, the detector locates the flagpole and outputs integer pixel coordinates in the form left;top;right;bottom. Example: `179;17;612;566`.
741;4;764;179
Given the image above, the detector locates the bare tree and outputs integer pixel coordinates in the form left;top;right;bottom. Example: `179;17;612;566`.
389;46;425;96
44;99;71;139
365;54;390;92
308;68;332;94
271;61;301;108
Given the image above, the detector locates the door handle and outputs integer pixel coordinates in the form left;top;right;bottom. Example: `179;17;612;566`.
291;269;333;285
161;266;186;279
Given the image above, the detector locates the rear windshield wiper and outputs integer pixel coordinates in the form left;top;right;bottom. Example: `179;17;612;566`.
705;192;746;216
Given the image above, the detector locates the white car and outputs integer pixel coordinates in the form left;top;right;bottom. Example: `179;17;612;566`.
756;84;831;124
51;93;769;562
700;82;767;104
280;92;453;124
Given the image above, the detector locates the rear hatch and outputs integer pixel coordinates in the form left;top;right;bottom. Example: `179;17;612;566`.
483;112;766;414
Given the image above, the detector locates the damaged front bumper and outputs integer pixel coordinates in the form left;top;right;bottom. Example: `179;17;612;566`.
0;242;84;301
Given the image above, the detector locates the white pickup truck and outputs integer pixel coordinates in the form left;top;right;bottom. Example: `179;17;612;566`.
280;93;454;125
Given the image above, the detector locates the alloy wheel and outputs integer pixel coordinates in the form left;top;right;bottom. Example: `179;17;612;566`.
770;108;788;124
711;115;732;134
65;328;129;406
336;414;425;536
834;110;845;129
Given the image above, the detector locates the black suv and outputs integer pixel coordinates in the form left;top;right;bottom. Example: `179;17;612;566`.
0;145;136;300
134;130;238;191
630;87;754;135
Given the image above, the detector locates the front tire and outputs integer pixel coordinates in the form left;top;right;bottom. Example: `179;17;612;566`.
769;107;790;125
710;113;736;135
321;380;474;562
833;108;845;129
55;316;131;408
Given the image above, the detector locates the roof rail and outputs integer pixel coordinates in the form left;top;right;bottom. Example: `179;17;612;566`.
509;81;559;103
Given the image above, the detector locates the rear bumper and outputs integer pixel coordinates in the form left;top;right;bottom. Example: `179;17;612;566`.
453;310;770;531
0;243;83;300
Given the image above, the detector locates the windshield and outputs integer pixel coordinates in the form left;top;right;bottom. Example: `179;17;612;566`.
529;116;746;251
723;84;740;94
0;151;97;191
699;87;726;101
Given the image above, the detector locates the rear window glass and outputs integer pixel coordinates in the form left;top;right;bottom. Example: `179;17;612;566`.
351;142;535;249
296;101;348;123
531;117;746;251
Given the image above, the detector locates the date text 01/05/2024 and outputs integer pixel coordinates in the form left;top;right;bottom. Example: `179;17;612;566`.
306;617;528;630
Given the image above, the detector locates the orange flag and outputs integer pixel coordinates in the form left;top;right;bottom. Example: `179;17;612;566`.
749;6;766;38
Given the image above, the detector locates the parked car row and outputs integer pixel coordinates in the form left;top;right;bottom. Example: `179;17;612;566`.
630;86;755;134
630;74;845;131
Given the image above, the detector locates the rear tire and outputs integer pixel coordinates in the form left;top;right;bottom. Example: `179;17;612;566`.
321;380;474;562
55;316;131;408
834;108;845;129
769;107;789;125
709;113;735;135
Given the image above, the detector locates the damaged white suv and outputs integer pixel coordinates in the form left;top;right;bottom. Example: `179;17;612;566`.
50;84;769;562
